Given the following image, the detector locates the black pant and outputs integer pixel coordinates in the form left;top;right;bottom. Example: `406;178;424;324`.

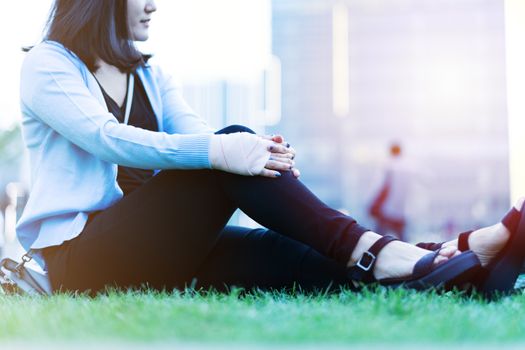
43;125;368;294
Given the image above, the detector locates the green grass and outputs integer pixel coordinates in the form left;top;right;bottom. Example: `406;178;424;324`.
2;287;525;345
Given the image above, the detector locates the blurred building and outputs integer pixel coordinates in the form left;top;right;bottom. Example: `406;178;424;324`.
272;0;346;207
271;0;509;241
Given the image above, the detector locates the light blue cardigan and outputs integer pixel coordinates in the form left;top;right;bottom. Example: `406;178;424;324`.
17;41;216;266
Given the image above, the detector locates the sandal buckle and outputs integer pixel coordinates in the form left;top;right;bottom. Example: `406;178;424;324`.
356;251;376;271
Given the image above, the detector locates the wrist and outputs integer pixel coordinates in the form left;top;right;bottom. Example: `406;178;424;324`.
208;134;224;170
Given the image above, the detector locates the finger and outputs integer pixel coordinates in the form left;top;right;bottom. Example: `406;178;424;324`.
268;143;290;154
272;152;294;160
269;155;295;166
275;150;296;160
259;168;282;178
265;159;294;172
262;135;293;150
271;135;284;144
272;146;296;158
292;168;301;178
261;134;284;144
273;136;291;148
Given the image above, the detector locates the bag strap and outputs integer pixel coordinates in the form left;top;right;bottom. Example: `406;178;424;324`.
123;73;135;125
14;249;35;271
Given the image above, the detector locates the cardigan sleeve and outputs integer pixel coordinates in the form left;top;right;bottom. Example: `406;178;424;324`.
20;44;212;170
153;65;216;135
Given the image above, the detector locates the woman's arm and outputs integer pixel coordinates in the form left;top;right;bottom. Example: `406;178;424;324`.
20;44;211;170
153;64;300;177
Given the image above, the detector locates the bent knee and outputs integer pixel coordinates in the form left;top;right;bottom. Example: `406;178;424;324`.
215;124;256;135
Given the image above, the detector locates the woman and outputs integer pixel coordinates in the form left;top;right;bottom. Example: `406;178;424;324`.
17;0;524;296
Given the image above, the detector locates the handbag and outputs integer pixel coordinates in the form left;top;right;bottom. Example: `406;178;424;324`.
0;250;52;296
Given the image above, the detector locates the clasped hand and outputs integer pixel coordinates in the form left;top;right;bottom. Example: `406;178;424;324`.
261;134;300;179
209;132;300;178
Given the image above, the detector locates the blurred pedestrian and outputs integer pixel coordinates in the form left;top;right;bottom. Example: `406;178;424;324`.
369;142;408;240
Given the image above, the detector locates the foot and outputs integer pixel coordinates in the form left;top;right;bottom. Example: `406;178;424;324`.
442;197;525;267
348;231;458;280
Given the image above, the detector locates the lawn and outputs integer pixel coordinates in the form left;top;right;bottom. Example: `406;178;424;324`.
2;284;525;347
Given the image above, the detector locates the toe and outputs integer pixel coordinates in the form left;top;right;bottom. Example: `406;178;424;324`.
433;246;459;267
439;245;458;259
433;254;449;266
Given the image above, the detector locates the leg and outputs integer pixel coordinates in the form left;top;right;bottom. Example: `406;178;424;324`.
212;125;369;266
44;167;354;294
42;167;464;293
44;124;362;294
207;126;466;284
43;125;468;293
43;169;238;293
213;170;368;266
43;136;365;293
192;171;462;286
193;226;351;292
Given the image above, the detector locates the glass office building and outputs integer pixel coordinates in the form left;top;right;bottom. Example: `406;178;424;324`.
271;0;509;242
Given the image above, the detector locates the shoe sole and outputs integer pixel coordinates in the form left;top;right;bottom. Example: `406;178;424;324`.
384;250;481;291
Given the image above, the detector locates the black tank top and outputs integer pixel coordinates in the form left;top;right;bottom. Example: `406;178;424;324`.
96;72;159;196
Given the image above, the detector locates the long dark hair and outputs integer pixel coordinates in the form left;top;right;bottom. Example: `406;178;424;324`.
43;0;146;73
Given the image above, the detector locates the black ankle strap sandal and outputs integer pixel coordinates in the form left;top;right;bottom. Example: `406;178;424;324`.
347;235;481;291
348;235;397;284
415;205;525;298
